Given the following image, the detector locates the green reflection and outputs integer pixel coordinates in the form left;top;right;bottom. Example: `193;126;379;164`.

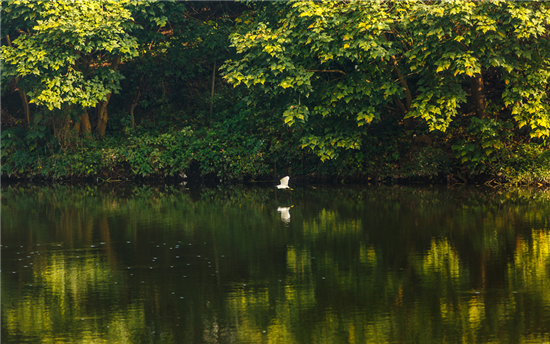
1;184;550;343
2;249;148;343
509;229;550;298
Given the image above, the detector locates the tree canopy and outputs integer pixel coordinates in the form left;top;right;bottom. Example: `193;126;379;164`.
2;1;140;136
223;1;550;160
1;0;550;184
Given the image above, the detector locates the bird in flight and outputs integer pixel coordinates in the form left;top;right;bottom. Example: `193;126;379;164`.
276;176;291;189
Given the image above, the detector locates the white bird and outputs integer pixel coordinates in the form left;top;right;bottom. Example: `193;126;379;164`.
276;176;291;189
277;207;291;223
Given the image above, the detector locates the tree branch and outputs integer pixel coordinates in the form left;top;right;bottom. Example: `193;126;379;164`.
306;69;346;75
394;97;407;115
6;35;31;128
382;33;412;111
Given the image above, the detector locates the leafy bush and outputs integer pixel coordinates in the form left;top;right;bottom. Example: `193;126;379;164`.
496;143;550;185
408;146;452;177
452;117;512;173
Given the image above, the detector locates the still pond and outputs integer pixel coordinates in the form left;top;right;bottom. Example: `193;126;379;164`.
2;183;550;343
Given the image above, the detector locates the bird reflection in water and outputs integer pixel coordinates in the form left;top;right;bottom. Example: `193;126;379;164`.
277;206;292;223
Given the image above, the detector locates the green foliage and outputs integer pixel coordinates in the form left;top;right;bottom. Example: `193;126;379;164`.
407;1;550;137
223;1;399;161
452;117;512;173
496;143;550;185
223;1;550;161
2;1;550;185
408;146;452;178
1;112;273;180
1;0;139;110
115;1;239;130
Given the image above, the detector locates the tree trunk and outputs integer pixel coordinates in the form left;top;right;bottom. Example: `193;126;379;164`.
383;34;413;123
96;97;110;137
391;56;412;110
130;90;140;130
95;56;121;136
81;109;91;134
394;98;407;115
391;61;416;130
471;72;487;118
130;104;136;129
7;35;31;128
73;118;80;133
129;74;145;130
387;45;415;129
18;86;31;128
209;61;216;121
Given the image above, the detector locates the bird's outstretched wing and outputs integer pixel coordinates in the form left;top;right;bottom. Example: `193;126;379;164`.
280;176;290;187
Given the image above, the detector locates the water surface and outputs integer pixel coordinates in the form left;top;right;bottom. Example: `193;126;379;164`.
2;184;550;343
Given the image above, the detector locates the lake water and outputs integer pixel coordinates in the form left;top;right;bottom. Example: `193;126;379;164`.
2;183;550;343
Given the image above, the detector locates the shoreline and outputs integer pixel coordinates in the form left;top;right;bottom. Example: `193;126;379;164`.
2;172;548;188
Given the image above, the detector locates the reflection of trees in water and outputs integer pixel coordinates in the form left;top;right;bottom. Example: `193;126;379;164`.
1;184;550;343
509;229;550;298
2;250;148;343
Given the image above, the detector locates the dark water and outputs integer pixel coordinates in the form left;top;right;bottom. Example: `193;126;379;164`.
2;183;550;343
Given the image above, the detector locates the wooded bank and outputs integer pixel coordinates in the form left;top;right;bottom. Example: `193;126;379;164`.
2;1;550;185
